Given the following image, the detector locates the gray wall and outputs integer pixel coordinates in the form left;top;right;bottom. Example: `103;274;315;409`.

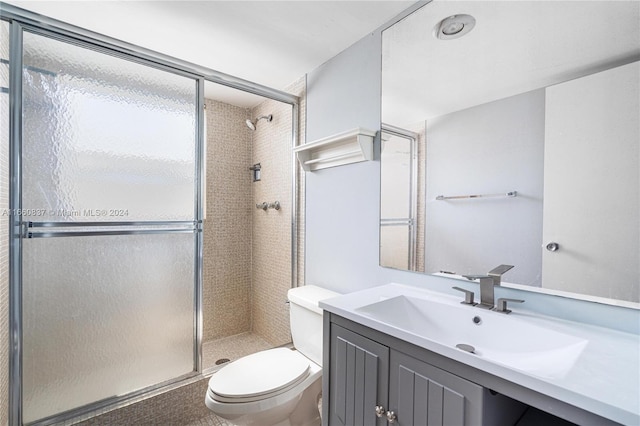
303;3;639;334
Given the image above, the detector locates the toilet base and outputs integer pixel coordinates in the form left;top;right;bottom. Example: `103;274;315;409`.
207;374;322;426
286;377;321;426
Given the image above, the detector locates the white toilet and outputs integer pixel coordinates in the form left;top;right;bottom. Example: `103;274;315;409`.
205;285;338;426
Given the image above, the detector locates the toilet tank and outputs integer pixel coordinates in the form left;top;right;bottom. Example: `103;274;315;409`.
287;285;339;366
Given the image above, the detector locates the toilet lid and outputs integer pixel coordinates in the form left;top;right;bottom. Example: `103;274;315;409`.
208;348;310;402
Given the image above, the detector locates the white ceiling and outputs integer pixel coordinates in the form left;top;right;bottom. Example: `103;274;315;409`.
6;0;414;107
382;0;640;126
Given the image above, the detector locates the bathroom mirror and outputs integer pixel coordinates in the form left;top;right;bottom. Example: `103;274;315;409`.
380;1;640;304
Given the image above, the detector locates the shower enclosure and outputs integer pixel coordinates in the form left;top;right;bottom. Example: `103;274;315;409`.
380;124;421;271
201;81;299;372
1;4;300;425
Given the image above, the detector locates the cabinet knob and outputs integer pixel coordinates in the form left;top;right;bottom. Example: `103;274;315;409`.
386;410;397;423
375;405;385;418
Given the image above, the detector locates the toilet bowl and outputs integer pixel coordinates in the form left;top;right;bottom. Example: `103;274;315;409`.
205;285;338;426
206;348;322;426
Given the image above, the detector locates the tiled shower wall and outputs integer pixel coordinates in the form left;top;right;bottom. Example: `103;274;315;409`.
250;78;298;347
293;76;307;290
412;121;426;273
202;98;253;342
1;19;10;426
204;75;306;348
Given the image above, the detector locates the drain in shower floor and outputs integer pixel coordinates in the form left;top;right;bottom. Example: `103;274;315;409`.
215;358;231;365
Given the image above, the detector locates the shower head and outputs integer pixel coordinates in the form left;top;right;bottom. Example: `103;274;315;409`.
245;114;273;130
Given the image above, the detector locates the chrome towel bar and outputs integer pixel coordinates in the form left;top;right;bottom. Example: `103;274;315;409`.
436;191;517;201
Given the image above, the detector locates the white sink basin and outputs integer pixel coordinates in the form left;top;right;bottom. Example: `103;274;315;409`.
355;294;588;379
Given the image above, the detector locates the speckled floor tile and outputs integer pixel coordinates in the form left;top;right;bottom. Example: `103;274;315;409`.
184;413;235;426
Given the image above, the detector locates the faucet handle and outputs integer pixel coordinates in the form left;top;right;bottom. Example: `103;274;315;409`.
452;287;477;305
493;298;524;314
488;264;514;277
462;274;490;281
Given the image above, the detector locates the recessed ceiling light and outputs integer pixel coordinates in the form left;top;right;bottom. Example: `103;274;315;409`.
434;14;476;40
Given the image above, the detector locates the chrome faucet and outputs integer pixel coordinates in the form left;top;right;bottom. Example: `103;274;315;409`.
463;265;514;310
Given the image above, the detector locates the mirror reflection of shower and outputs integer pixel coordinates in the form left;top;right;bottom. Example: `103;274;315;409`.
245;114;273;130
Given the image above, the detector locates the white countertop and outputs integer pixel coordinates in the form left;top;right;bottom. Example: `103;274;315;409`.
320;283;640;425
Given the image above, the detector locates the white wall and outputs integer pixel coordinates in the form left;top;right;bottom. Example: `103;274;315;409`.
305;29;428;292
305;32;386;292
542;62;639;302
303;3;639;333
425;90;545;286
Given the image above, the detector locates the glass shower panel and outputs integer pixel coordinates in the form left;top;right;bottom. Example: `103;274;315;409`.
21;31;196;222
380;225;410;270
380;131;416;269
0;22;9;426
380;134;412;219
22;232;195;423
18;29;200;423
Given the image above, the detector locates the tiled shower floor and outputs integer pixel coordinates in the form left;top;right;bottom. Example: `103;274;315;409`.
202;332;274;372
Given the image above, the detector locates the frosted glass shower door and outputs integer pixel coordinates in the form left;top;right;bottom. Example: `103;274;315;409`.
19;29;200;423
380;129;418;271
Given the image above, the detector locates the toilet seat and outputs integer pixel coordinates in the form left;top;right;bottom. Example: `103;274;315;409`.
208;348;311;403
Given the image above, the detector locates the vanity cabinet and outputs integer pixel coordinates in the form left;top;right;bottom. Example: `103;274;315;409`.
324;317;527;426
389;350;482;425
329;325;389;426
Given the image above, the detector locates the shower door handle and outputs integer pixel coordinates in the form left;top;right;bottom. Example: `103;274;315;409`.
24;221;198;238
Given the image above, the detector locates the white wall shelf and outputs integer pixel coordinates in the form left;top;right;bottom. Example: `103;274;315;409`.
294;128;377;171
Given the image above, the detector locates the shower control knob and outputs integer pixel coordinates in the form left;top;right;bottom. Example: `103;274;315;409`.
386;411;397;423
268;201;281;210
375;405;385;418
546;242;560;252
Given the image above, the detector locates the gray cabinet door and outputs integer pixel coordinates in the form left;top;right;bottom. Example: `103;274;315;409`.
389;350;485;426
329;324;390;426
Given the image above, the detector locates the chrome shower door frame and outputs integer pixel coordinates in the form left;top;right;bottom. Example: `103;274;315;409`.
380;123;419;271
1;2;301;425
8;19;205;426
